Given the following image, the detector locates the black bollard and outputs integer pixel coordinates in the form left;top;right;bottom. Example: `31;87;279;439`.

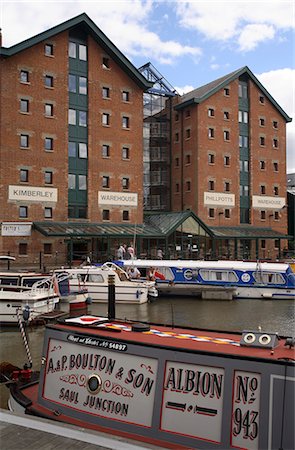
108;274;116;319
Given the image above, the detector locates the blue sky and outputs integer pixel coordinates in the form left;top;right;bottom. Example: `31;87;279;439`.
1;0;294;172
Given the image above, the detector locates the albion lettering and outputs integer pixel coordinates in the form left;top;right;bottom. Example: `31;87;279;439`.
164;367;223;398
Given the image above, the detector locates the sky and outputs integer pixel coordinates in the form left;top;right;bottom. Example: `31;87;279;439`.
1;0;294;172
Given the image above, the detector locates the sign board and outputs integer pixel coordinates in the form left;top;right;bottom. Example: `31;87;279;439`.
98;191;138;207
1;222;32;236
252;196;285;210
204;192;235;207
161;361;224;443
42;336;157;427
231;370;261;449
8;185;58;202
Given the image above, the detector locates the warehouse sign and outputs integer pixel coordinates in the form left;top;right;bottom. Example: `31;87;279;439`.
252;196;285;209
8;186;58;202
204;192;235;207
1;222;32;236
98;191;138;207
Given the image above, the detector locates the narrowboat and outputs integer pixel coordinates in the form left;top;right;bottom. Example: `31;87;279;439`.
119;260;295;300
5;313;295;449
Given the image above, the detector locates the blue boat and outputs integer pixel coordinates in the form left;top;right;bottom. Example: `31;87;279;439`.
118;260;295;300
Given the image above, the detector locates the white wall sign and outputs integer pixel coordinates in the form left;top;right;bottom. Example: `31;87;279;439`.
252;196;285;209
161;361;224;442
43;337;157;427
204;192;235;207
1;222;32;236
231;370;261;449
98;191;138;207
8;185;58;202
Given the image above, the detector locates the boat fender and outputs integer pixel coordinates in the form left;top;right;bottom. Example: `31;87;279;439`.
85;296;92;305
131;322;150;332
136;290;144;298
23;305;30;322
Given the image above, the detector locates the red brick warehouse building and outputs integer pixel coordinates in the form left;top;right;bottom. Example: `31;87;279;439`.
0;13;292;268
0;14;154;268
166;68;292;260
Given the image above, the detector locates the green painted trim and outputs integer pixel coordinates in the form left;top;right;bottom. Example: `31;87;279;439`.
174;66;292;122
1;13;153;91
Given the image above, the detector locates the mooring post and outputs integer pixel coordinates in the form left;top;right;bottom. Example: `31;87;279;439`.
108;274;116;319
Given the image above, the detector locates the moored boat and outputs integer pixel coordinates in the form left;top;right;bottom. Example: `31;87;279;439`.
0;272;60;325
54;262;158;304
118;259;295;300
4;314;295;449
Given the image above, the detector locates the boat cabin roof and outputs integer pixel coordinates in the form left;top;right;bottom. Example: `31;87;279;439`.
120;260;291;272
49;315;295;364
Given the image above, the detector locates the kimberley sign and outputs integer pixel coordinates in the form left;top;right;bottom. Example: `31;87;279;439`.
9;185;58;202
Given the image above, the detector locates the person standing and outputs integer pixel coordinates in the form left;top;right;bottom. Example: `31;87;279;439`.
127;243;135;260
117;244;126;260
157;248;164;260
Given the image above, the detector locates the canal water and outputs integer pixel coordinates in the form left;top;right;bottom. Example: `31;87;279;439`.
0;296;294;409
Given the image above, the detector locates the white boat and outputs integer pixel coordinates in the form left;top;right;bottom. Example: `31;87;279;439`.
118;259;295;300
0;272;60;324
54;262;158;304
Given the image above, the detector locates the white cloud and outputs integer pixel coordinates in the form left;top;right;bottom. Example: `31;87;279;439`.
175;84;195;95
256;68;295;173
1;1;201;65
238;24;275;51
175;0;294;51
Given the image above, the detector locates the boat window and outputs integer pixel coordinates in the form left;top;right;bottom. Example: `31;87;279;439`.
253;272;285;285
22;277;45;287
199;270;238;282
88;274;104;283
0;277;19;286
156;267;174;281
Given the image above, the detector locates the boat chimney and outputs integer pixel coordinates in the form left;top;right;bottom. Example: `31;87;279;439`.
108;274;116;319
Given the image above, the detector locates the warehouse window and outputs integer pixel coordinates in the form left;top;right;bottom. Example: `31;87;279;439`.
102;176;110;188
20;134;29;148
45;103;53;117
20;70;29;83
122;146;129;159
102;113;110;126
20;169;29;182
44;207;53;218
102;209;110;220
45;137;53;151
123;210;129;221
45;75;54;88
19;206;28;218
122;177;129;189
45;43;53;56
20;99;29;113
44;171;53;184
122;91;130;102
102;144;110;158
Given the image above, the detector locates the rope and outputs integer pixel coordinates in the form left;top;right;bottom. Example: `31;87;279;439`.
16;307;33;369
